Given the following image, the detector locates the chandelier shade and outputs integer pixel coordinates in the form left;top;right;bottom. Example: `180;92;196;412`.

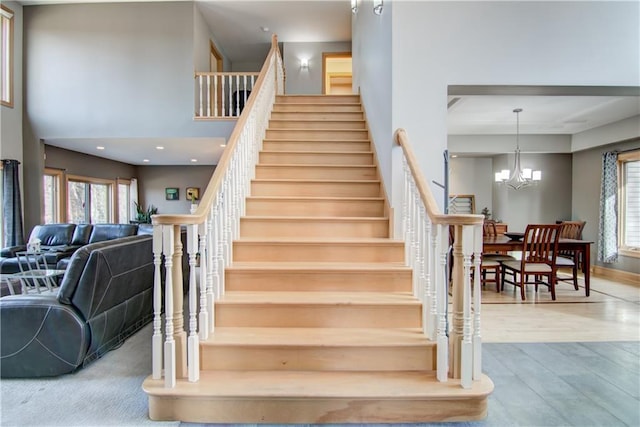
495;108;541;190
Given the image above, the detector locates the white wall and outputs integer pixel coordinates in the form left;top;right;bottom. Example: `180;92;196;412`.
0;1;22;162
193;4;230;73
387;1;640;216
283;41;351;95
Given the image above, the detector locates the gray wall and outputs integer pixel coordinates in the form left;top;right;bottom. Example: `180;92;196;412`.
283;41;351;95
136;165;214;215
21;1;236;232
573;139;640;274
449;157;493;215
45;146;136;182
0;1;23;162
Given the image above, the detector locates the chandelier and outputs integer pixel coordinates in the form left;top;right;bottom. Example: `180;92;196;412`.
495;108;541;190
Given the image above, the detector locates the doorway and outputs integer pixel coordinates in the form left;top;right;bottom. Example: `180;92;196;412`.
322;52;353;95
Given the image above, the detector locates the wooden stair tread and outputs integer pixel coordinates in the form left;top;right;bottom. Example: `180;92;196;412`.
241;216;389;221
144;370;493;399
217;291;419;305
251;178;380;183
203;327;430;347
260;150;374;155
247;195;384;201
263;138;370;142
234;237;402;243
228;261;411;271
256;164;376;168
269;119;366;123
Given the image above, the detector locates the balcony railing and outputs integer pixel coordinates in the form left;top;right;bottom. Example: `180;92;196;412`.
195;72;260;119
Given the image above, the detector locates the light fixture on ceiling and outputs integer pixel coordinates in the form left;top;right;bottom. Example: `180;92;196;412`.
495;108;541;190
373;0;383;15
351;0;358;14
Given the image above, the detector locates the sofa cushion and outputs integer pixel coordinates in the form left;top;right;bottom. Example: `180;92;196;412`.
88;224;138;243
71;224;93;245
30;224;76;247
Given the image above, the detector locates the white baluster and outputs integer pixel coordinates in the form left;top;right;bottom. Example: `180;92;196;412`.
206;75;211;118
235;74;240;116
436;224;449;382
213;74;218;117
461;225;474;389
162;225;176;388
198;218;209;341
228;75;233;117
186;224;199;382
217;194;226;297
426;218;437;341
221;76;227;117
472;223;483;381
207;205;217;331
243;74;248;113
198;75;203;118
152;225;163;380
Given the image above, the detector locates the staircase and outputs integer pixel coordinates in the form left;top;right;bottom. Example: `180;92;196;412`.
143;94;492;423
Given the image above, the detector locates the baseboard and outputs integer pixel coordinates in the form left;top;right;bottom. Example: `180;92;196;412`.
592;265;640;286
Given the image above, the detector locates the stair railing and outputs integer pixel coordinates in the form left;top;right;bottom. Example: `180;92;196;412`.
150;35;284;388
395;129;484;389
195;72;260;119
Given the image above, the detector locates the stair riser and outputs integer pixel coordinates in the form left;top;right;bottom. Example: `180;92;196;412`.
269;120;365;130
240;218;389;238
270;112;364;121
273;104;362;113
245;198;386;217
255;165;377;180
233;242;405;263
263;140;371;152
265;129;368;140
251;181;381;197
276;95;360;104
148;395;488;423
215;304;422;328
225;270;412;292
259;152;374;165
201;346;435;371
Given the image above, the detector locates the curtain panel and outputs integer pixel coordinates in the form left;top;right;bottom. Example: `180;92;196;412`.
597;151;618;263
2;159;25;247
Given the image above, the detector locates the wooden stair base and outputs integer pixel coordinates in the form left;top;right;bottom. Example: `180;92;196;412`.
143;371;493;423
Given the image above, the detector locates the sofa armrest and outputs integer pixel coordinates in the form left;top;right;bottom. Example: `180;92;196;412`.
1;245;27;258
0;295;89;378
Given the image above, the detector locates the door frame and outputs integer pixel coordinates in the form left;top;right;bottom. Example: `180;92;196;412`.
322;52;352;95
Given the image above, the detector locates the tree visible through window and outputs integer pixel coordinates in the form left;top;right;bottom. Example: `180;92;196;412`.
67;177;113;224
619;150;640;257
0;4;13;108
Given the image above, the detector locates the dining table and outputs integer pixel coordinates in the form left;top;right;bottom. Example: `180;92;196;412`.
483;234;594;296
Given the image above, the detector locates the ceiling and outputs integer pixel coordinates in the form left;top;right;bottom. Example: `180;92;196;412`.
19;1;640;165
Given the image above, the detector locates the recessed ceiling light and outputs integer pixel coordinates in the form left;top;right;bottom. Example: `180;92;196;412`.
143;159;150;163
220;143;226;147
156;146;164;150
96;146;105;150
451;154;458;158
190;159;198;163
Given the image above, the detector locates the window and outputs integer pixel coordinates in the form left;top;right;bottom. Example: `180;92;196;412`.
1;4;13;108
43;169;64;224
67;175;114;224
619;150;640;258
117;178;131;224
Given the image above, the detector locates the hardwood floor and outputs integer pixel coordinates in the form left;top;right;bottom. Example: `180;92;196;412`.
181;275;640;427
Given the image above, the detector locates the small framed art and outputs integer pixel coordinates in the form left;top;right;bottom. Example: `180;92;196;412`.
186;187;200;202
165;187;179;200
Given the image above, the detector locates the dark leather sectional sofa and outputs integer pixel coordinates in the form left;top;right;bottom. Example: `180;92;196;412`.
0;223;156;378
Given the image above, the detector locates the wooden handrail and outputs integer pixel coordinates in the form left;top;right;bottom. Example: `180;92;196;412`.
394;128;483;227
153;34;282;226
194;72;260;78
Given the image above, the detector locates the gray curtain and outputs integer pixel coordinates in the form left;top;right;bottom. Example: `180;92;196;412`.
597;152;618;263
2;159;25;247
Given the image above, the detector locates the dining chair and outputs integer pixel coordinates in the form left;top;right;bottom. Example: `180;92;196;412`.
501;224;561;300
480;220;515;292
555;220;586;290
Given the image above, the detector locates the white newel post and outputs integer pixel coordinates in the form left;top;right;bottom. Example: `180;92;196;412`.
186;224;199;382
436;223;449;382
162;225;176;388
461;225;474;389
152;225;163;380
472;224;483;381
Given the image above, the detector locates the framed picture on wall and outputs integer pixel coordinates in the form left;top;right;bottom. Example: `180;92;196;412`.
165;187;179;200
186;187;200;202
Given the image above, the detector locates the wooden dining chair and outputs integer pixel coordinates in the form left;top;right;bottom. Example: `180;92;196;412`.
480;220;515;292
501;224;561;300
555;220;586;291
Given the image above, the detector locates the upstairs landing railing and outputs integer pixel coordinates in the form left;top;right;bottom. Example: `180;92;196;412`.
395;129;485;388
150;35;284;387
195;72;260;119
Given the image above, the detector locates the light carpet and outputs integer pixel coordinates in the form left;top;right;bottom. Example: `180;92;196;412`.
0;323;177;427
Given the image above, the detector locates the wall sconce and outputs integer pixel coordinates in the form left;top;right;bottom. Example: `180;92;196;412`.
300;59;309;69
373;0;383;15
351;0;358;14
